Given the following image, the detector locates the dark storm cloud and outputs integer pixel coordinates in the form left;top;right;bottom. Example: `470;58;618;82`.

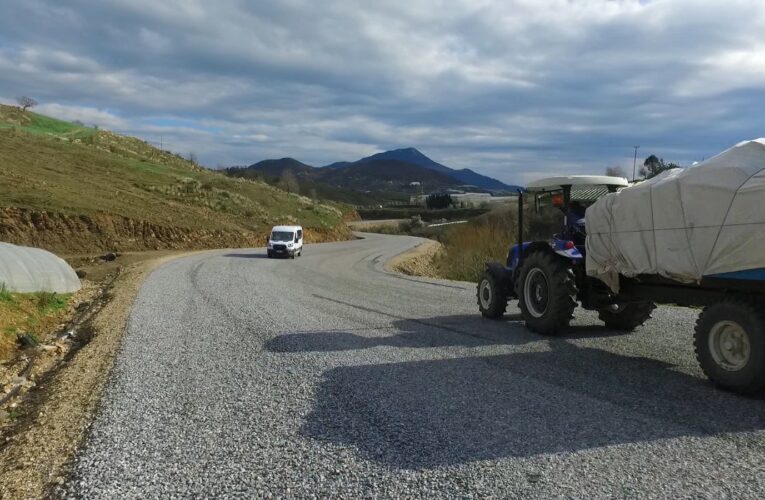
1;0;764;183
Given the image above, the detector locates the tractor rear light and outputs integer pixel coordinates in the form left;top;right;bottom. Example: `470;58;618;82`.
564;240;575;250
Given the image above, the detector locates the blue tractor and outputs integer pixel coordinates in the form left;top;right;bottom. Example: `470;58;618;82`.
477;175;765;393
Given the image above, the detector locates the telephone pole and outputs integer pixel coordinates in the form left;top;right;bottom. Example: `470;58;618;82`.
632;145;640;182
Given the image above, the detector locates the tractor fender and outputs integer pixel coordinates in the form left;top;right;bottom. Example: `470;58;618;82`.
521;241;583;262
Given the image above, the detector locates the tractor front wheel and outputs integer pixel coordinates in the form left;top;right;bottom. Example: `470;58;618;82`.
517;251;577;335
477;271;508;319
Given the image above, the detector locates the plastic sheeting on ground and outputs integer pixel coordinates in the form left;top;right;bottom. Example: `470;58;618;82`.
586;139;765;292
0;242;81;293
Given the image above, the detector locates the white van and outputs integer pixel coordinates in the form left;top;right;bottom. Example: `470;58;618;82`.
267;225;303;259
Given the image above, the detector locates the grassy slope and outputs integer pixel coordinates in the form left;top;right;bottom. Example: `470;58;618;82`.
0;105;351;243
0;286;70;362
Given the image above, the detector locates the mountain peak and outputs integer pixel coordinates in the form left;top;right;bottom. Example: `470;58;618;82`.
393;146;422;154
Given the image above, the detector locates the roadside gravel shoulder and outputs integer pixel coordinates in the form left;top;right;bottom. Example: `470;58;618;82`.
0;250;205;499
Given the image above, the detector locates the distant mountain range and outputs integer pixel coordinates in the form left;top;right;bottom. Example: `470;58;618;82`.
225;148;520;203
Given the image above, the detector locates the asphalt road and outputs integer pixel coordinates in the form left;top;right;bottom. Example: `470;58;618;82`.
67;233;765;498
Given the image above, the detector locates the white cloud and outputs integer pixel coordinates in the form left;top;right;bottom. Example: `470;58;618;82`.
1;0;764;182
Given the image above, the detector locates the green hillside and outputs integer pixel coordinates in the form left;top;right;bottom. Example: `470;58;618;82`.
0;104;354;253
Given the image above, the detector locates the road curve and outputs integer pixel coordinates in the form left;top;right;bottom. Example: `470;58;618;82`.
67;233;765;498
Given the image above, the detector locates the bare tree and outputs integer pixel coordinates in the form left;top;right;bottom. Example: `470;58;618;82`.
16;96;37;111
605;166;627;178
188;152;198;165
279;170;300;194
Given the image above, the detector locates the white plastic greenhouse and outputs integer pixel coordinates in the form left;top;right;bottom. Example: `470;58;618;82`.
0;242;81;293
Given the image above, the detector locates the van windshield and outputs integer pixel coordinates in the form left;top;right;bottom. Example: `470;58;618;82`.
271;231;294;242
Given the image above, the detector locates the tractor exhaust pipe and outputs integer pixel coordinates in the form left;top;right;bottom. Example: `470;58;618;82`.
517;189;524;267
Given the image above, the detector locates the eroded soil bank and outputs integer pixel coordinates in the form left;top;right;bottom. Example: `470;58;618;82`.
0;208;354;255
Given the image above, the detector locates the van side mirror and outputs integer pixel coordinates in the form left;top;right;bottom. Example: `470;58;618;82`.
295;236;299;243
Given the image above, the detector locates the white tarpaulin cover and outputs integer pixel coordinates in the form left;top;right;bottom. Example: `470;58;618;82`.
586;139;765;292
0;242;81;293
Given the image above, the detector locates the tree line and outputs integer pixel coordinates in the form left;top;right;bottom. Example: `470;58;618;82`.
605;154;681;180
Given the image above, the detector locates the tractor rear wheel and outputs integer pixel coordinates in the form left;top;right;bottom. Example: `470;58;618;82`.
598;300;656;331
477;271;508;319
517;251;577;335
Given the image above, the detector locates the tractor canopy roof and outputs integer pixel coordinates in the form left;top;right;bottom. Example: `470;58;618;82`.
525;175;629;193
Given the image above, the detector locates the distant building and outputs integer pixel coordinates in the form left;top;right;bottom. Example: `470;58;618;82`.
408;181;421;187
410;192;518;207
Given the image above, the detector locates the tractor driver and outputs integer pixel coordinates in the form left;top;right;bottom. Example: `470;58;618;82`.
565;200;587;245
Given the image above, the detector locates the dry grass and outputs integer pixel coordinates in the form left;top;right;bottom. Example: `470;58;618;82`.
431;205;562;282
432;213;514;282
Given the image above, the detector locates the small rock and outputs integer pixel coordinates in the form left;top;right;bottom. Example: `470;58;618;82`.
526;472;543;484
76;269;87;279
100;252;118;262
17;333;39;347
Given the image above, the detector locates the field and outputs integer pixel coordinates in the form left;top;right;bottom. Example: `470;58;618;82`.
0;104;354;253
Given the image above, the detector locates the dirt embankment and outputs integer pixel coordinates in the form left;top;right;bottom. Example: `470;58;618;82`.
386;239;443;278
0;208;352;254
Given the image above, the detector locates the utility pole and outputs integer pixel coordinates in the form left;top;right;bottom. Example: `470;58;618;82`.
632;145;640;182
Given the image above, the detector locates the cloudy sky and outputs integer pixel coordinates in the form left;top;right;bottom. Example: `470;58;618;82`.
1;0;764;184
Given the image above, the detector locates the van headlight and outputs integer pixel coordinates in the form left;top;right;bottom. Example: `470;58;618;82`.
267;242;273;248
287;243;293;248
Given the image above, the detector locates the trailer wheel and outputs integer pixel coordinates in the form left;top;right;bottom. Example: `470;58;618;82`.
517;251;577;335
598;300;656;331
695;299;765;394
477;272;507;319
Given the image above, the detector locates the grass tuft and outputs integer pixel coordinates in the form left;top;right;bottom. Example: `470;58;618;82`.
35;292;69;313
0;283;14;304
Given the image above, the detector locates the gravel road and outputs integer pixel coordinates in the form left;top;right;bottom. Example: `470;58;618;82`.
67;233;765;498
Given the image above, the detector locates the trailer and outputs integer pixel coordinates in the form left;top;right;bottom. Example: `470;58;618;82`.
478;140;765;393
